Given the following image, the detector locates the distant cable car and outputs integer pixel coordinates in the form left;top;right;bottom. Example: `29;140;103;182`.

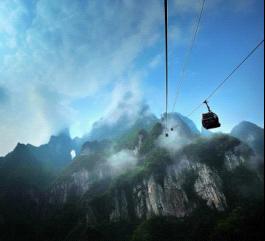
202;101;221;130
161;115;169;137
171;125;178;131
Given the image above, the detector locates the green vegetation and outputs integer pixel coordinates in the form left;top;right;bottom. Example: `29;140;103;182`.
0;146;55;241
41;200;84;241
111;123;166;187
180;169;199;202
221;164;264;209
0;121;264;241
113;121;162;155
182;134;250;170
211;204;264;241
139;123;163;155
57;153;106;183
112;147;172;189
131;202;220;241
132;202;264;241
115;127;148;151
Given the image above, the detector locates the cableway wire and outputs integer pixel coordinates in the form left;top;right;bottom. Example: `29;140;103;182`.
172;0;206;113
164;0;169;130
187;39;265;117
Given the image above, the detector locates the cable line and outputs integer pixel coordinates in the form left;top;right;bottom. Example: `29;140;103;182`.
164;0;169;131
187;39;264;117
172;0;206;113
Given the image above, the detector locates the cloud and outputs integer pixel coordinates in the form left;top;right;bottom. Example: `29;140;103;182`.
87;78;153;141
0;0;259;156
107;149;138;175
0;84;75;155
157;118;193;154
0;0;163;155
101;78;146;126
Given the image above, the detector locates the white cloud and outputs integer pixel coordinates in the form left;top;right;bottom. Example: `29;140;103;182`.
157;118;192;154
101;77;145;126
0;0;163;155
0;0;259;156
108;149;138;175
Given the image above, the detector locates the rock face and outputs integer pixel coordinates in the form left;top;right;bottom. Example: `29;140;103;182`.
225;150;246;170
50;165;110;205
193;164;226;211
43;115;258;233
49;141;111;205
1;116;263;241
107;160;228;223
84;150;248;225
50;169;92;204
48;133;252;226
110;174;190;221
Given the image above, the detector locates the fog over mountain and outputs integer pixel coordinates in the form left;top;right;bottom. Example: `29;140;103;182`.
231;121;264;158
1;0;264;157
0;108;263;241
0;0;263;240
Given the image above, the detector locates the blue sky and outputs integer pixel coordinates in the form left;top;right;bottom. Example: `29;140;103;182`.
0;0;264;156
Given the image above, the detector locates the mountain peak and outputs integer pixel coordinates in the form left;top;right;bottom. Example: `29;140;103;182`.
166;112;200;137
49;128;71;143
57;128;71;138
231;121;264;158
14;143;28;152
233;121;264;130
89;111;158;141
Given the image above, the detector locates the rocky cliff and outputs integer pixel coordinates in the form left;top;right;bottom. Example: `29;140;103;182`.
47;120;253;228
1;115;263;241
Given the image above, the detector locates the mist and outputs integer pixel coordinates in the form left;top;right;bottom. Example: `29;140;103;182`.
107;149;138;175
157;118;193;154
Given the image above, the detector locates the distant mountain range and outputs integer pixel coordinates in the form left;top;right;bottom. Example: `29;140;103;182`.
0;113;264;241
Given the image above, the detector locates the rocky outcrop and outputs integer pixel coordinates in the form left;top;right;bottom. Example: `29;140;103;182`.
49;164;110;205
225;151;246;170
48;134;253;225
194;164;226;211
109;175;190;222
107;159;227;222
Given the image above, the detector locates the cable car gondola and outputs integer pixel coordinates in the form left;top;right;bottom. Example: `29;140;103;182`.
170;124;179;132
202;101;221;130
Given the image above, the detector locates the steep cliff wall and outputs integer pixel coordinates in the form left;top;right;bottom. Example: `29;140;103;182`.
47;130;253;227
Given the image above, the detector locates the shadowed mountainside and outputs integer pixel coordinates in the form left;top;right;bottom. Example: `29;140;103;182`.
0;114;264;241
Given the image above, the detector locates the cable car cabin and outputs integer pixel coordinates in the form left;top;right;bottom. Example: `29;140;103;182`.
202;112;221;130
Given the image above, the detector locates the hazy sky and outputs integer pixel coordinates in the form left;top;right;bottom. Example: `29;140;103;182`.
0;0;264;156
